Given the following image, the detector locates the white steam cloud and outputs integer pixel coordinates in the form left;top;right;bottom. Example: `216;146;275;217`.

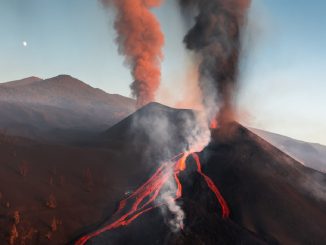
130;103;211;232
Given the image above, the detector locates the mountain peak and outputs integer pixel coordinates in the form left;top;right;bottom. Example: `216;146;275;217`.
55;74;73;79
45;74;89;86
137;102;185;113
51;74;81;82
26;76;42;81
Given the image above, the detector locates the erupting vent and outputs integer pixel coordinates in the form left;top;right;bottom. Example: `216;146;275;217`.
76;152;229;245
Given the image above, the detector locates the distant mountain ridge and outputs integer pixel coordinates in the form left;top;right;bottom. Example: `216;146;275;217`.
0;75;135;141
251;128;326;173
0;75;132;108
0;76;43;88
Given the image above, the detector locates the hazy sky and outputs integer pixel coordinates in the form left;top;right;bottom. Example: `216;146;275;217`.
0;0;325;144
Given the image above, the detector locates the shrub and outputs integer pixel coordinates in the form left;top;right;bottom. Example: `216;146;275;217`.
46;194;57;209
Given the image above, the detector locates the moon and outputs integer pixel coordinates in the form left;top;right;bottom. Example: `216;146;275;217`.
22;41;27;47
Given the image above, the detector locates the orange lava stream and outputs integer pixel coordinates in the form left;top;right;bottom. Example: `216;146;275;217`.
191;153;230;218
210;119;218;129
75;152;229;245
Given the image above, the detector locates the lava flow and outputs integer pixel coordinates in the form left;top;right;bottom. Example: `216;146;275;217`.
76;152;229;245
210;119;218;129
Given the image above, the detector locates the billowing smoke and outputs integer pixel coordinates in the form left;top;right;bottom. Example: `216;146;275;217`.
100;0;165;107
130;104;210;232
179;0;251;125
161;180;185;232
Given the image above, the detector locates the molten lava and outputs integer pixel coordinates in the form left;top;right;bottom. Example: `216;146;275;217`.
210;118;218;129
76;152;229;245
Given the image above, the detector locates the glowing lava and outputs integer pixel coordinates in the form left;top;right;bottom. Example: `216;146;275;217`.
210;119;218;129
76;152;229;245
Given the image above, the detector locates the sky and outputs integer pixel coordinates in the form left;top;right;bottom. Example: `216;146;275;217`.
0;0;325;144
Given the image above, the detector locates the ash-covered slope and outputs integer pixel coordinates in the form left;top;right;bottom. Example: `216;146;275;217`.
77;103;326;245
0;132;130;245
0;75;135;141
102;102;199;162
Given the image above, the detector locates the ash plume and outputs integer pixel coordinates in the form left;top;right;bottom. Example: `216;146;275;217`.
179;0;251;125
100;0;165;107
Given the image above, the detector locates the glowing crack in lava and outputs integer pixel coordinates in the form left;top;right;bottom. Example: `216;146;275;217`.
76;152;230;245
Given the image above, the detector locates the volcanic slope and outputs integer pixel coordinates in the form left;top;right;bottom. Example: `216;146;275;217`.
0;132;137;245
75;103;326;245
207;124;326;244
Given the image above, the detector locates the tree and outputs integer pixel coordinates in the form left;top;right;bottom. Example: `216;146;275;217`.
13;210;20;225
9;224;18;245
46;194;57;209
51;217;58;232
19;161;29;177
45;231;52;240
21;227;35;244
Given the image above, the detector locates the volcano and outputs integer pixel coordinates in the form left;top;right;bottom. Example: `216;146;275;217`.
73;103;326;245
0;102;325;244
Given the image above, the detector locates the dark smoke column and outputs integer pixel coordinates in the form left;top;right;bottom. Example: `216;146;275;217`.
101;0;165;107
179;0;251;125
